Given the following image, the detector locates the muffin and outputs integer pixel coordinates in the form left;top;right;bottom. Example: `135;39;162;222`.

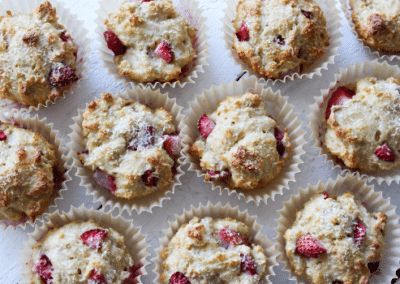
78;92;181;200
103;0;197;83
188;91;291;190
232;0;329;79
0;122;58;222
0;1;78;107
349;0;400;51
325;77;400;172
160;216;268;283
284;191;387;284
30;220;142;284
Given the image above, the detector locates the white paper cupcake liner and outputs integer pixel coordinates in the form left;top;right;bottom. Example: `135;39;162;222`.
0;109;71;230
308;59;400;185
182;76;306;204
152;201;279;284
95;0;210;89
19;205;150;284
274;173;400;284
0;0;91;112
222;0;343;84
339;0;400;61
68;87;185;214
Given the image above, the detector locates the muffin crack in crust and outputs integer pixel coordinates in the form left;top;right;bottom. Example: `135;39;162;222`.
0;1;78;106
284;191;387;284
78;93;179;199
232;0;329;79
104;0;197;83
161;216;268;283
0;122;58;222
189;91;291;190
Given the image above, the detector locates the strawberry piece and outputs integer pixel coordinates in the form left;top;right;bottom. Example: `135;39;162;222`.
142;0;152;2
163;135;181;157
218;227;249;249
60;31;71;42
48;64;78;88
206;170;231;182
325;86;355;119
375;143;396;162
33;254;53;284
0;131;7;141
322;192;330;199
122;263;143;284
275;35;285;45
198;114;216;139
169;271;191;284
141;170;158;187
128;126;155;151
301;9;313;19
295;233;327;258
155;41;173;63
93;168;117;194
80;229;108;249
274;127;285;156
104;30;127;56
353;220;366;247
236;22;249;41
87;269;107;284
240;254;258;276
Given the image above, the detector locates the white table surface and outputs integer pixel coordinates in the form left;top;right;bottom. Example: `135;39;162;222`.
1;0;400;283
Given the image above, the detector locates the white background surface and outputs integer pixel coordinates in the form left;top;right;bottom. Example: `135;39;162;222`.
1;0;400;283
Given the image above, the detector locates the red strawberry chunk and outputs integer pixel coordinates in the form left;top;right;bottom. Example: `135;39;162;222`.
163;135;181;157
128;126;155;151
274;127;285;156
87;269;107;284
275;35;285;45
236;22;249;41
155;41;173;63
169;271;191;284
141;170;158;187
240;254;258;276
301;9;313;19
33;254;53;284
104;30;127;56
122;263;143;284
375;143;396;162
325;86;355;119
353;220;366;247
322;192;330;199
142;0;152;2
48;64;78;88
198;114;215;139
60;31;71;42
218;227;249;249
295;233;327;258
93;168;118;194
0;131;7;141
206;170;231;182
81;229;108;249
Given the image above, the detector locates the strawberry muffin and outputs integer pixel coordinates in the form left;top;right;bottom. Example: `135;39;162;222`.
161;216;268;283
78;93;181;200
0;122;58;222
188;91;291;190
349;0;400;51
232;0;329;79
325;77;400;171
0;1;78;107
103;0;197;83
284;191;387;284
30;220;142;284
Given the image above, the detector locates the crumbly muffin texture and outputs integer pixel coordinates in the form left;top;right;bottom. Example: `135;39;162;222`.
326;77;400;171
349;0;400;51
189;91;291;190
161;216;268;283
0;1;78;107
232;0;329;79
284;191;387;284
0;122;58;222
104;0;197;83
78;93;177;200
31;220;138;284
